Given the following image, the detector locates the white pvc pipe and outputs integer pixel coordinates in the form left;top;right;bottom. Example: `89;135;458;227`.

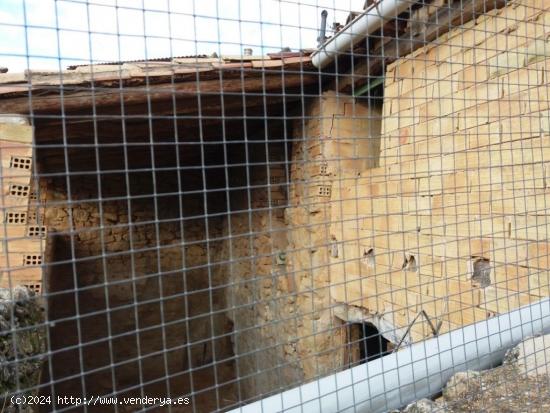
311;0;413;69
228;298;550;413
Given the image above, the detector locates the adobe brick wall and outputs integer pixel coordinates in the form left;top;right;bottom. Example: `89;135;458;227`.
287;92;382;379
330;0;550;343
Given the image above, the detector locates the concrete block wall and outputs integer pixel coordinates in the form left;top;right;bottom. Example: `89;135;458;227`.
330;0;550;343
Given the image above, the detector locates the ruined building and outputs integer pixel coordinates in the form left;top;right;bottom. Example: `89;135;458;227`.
0;0;549;410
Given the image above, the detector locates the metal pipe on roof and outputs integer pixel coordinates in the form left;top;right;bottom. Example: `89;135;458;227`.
227;298;550;413
317;10;329;47
311;0;412;69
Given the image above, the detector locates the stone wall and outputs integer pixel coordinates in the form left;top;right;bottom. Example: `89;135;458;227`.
0;286;44;409
221;152;303;399
219;91;384;400
33;94;384;404
40;171;234;404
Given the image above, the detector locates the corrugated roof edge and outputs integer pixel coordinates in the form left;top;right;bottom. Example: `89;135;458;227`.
67;55;210;69
0;55;316;93
66;50;314;70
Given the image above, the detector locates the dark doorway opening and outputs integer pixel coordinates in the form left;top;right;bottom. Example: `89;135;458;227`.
359;323;389;362
347;322;390;366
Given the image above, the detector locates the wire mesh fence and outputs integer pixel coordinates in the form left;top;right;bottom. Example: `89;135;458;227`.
1;0;550;411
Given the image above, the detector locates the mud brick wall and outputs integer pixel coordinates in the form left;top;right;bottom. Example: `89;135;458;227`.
331;0;550;343
40;172;233;401
220;154;301;399
286;92;381;381
216;92;383;400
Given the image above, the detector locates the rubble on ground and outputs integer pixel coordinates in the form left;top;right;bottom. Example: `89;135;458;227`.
401;334;550;412
0;286;45;410
503;334;550;377
403;398;441;412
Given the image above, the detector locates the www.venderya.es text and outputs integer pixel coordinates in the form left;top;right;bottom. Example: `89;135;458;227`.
11;395;190;407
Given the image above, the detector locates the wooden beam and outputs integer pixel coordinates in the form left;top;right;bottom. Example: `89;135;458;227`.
0;73;319;115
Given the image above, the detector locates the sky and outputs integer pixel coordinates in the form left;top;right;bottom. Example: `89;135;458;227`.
0;0;365;72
